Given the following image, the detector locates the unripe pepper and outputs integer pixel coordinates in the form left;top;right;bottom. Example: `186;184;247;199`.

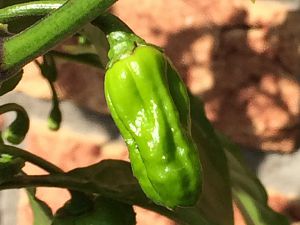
104;32;202;208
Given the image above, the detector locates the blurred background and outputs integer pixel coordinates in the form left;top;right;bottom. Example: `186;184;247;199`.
1;0;300;224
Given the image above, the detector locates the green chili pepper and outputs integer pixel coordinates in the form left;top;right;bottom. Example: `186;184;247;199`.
104;31;202;208
52;197;136;225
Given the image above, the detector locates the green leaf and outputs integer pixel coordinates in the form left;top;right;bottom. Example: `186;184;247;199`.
67;160;148;204
26;188;53;225
189;94;234;225
79;23;108;68
52;196;136;225
220;134;267;203
233;188;289;225
67;160;216;225
219;135;290;225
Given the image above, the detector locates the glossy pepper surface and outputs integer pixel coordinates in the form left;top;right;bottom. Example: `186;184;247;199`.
104;32;202;208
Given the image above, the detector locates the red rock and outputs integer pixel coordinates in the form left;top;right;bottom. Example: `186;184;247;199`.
233;203;247;225
134;207;176;225
0;116;3;129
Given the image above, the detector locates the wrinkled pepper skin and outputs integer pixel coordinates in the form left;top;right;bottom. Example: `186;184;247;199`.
105;45;202;208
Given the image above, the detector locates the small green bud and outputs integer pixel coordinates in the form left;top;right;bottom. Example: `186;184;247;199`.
47;104;62;131
3;112;29;144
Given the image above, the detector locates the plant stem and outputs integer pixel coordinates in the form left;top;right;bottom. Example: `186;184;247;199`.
92;13;133;35
0;1;106;69
49;50;103;69
0;1;131;35
0;172;214;225
0;1;133;74
1;0;117;81
0;173;107;194
0;144;63;174
0;1;63;23
0;173;178;223
0;144;90;200
0;103;27;115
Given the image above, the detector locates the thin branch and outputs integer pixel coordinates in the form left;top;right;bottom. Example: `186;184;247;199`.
0;144;63;174
1;0;117;80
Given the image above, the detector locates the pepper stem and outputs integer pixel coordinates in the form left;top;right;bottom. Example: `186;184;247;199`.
92;14;146;67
